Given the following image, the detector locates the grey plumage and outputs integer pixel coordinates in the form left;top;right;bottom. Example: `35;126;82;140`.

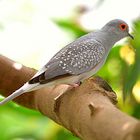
0;19;133;105
49;39;105;75
29;36;105;84
56;39;105;74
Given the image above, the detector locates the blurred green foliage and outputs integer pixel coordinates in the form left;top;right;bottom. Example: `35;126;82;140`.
123;20;140;98
0;1;140;140
53;19;87;37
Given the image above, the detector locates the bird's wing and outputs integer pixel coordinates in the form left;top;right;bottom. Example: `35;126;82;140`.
29;38;105;84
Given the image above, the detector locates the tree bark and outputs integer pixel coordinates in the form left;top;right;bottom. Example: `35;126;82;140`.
0;54;140;140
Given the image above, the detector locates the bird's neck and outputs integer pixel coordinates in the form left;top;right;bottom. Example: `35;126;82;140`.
90;30;119;51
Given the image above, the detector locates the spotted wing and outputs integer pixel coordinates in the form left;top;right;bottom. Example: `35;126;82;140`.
29;39;105;84
58;39;105;75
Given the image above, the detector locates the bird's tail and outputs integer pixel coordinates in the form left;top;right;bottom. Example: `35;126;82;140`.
0;83;39;105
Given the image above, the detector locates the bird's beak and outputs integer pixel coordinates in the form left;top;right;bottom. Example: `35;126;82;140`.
128;33;134;39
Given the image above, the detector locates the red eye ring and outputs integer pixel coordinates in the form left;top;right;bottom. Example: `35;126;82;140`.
119;23;127;31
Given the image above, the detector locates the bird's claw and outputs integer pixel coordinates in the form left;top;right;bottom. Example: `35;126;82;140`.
68;81;82;89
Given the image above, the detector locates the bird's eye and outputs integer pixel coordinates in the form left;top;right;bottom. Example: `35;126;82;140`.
119;23;127;31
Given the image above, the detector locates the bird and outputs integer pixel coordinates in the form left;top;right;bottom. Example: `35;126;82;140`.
0;19;134;105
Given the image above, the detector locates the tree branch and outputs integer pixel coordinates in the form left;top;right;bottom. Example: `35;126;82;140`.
0;55;140;140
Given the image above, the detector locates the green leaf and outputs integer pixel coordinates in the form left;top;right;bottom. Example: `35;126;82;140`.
123;19;140;101
53;19;87;37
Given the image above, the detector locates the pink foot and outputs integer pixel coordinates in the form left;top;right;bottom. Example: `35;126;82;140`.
71;83;80;88
68;82;82;89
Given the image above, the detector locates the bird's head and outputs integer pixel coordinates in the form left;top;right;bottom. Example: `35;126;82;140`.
101;19;134;41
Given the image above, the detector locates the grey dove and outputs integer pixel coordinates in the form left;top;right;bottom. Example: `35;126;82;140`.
0;19;133;105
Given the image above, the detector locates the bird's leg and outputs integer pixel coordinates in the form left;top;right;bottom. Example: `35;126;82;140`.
67;81;82;88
